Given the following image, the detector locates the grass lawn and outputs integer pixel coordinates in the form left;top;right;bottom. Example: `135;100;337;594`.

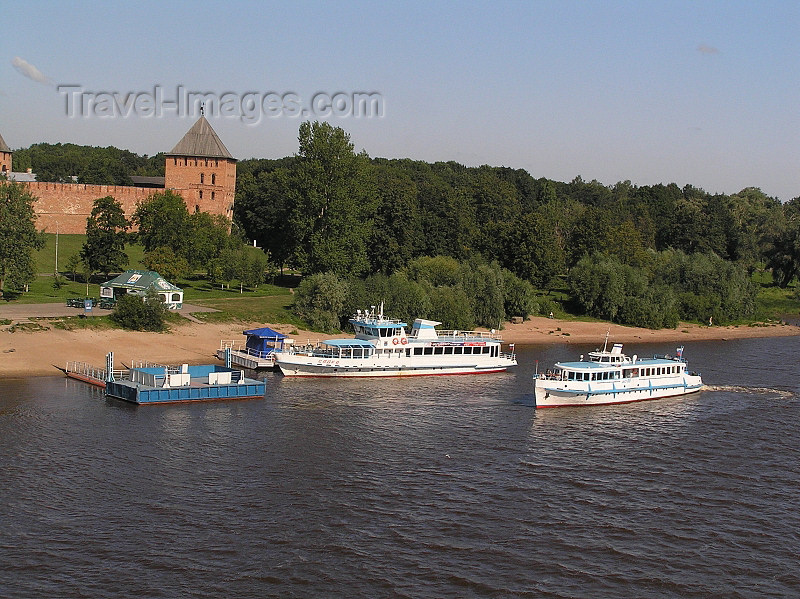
190;294;303;327
35;233;146;274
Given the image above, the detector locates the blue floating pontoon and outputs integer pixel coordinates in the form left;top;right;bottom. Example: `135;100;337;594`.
105;363;265;404
65;352;266;405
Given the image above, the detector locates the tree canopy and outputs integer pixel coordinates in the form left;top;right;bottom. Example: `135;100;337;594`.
0;181;45;296
80;195;129;276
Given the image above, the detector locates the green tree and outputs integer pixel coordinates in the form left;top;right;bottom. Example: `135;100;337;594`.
132;190;191;256
80;195;129;276
502;270;536;319
186;211;233;273
764;198;800;287
287;121;377;276
234;167;294;272
404;255;463;287
142;246;189;282
293;271;350;332
497;211;565;288
462;261;506;329
111;287;167;331
0;182;45;297
368;166;422;274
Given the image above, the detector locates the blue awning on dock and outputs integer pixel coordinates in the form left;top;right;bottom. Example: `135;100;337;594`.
243;327;288;339
243;327;289;354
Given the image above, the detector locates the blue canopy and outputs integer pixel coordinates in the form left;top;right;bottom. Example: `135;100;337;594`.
243;327;288;339
243;327;288;355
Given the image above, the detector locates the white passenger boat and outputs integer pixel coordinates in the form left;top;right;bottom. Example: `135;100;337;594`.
275;305;517;377
533;335;703;408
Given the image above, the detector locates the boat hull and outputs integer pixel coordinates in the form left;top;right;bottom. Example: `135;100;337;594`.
276;356;515;377
534;375;703;408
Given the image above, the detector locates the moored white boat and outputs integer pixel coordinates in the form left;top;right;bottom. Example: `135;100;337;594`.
533;335;703;408
275;305;517;377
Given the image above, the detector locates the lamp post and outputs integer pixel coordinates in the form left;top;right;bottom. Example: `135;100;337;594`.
54;221;59;275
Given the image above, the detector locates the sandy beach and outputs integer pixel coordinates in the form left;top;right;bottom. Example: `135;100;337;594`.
2;315;799;378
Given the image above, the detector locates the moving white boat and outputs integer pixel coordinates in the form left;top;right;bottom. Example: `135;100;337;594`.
533;335;703;408
275;305;517;377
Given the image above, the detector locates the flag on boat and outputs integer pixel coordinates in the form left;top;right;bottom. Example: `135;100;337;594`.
676;346;684;358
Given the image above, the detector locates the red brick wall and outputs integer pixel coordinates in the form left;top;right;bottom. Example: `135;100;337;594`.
26;182;155;234
25;160;236;234
164;156;237;220
0;151;11;175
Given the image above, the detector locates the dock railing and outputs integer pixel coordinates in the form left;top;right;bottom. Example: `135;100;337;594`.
65;361;127;383
218;340;276;360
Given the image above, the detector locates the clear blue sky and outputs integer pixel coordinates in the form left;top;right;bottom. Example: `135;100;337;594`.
2;0;798;200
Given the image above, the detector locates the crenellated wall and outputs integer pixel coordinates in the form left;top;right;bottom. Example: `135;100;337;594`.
27;181;157;233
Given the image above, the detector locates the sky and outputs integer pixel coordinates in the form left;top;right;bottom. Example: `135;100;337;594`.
1;0;798;201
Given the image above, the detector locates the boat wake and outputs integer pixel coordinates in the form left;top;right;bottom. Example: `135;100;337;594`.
703;384;796;400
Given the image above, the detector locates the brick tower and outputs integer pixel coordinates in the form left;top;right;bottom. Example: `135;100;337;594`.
0;132;11;175
164;116;236;220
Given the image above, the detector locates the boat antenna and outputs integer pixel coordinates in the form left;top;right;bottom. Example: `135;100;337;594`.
603;330;610;352
379;301;384;320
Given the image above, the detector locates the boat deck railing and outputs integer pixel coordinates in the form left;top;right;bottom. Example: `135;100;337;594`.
218;340;278;359
409;329;502;340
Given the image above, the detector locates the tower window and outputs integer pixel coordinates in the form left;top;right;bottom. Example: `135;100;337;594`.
211;191;215;200
199;190;203;199
211;173;216;185
200;173;205;184
195;205;199;213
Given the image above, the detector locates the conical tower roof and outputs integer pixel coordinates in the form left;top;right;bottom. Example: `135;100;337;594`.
0;132;10;153
166;116;234;159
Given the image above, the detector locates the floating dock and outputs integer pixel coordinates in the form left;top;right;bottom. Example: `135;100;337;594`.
216;327;291;370
65;352;266;405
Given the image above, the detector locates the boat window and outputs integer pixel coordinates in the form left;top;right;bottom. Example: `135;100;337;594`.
405;349;410;357
414;348;423;356
444;347;453;355
434;347;444;355
423;347;433;355
454;347;462;354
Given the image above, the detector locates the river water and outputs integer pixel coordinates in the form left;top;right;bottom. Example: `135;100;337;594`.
1;337;798;598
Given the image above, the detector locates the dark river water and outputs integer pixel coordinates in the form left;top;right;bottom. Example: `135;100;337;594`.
1;337;798;598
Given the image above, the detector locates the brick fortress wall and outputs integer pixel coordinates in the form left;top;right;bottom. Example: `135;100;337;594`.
27;182;157;234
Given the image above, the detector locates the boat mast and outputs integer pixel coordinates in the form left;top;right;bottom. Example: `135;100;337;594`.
602;330;610;352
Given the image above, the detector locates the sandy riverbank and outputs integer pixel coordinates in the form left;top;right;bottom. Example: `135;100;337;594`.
1;316;799;378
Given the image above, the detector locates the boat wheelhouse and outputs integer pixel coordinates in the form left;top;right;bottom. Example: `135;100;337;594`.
275;305;517;377
533;336;703;408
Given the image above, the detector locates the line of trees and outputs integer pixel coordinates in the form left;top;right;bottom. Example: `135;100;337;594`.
12;143;165;185
235;122;798;329
293;256;544;333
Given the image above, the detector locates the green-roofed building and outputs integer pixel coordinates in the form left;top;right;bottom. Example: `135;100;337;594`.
100;270;184;310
